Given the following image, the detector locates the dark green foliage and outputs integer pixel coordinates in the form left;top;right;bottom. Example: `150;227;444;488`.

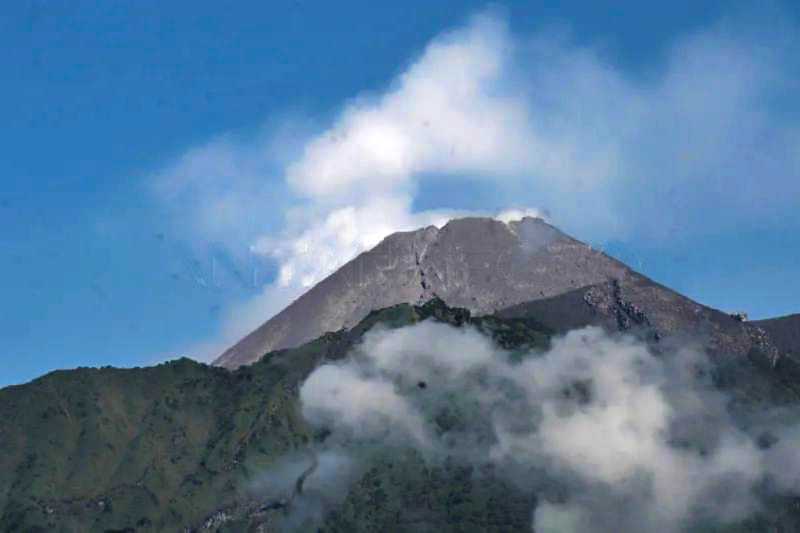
0;348;321;531
0;299;544;531
1;298;799;531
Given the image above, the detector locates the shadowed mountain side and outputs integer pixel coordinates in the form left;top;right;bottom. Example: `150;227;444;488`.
498;275;747;346
496;275;799;378
216;217;633;368
753;314;800;357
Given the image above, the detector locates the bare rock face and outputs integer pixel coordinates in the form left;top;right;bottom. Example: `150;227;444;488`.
416;217;631;312
752;314;800;358
214;225;438;368
216;217;633;368
214;216;787;369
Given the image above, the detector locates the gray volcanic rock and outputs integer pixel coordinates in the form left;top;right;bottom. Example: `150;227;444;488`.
498;277;757;359
753;314;800;357
215;225;439;368
215;217;634;368
215;216;794;369
415;216;631;311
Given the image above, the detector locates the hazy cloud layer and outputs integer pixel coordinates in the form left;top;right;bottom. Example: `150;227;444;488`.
296;321;800;532
154;9;800;358
249;449;362;531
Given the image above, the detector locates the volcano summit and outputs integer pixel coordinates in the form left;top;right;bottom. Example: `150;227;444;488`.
216;216;774;369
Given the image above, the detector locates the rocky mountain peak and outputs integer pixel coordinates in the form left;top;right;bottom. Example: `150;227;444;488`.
214;216;632;368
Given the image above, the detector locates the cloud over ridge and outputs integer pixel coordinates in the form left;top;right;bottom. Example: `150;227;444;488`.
298;320;798;532
154;8;800;359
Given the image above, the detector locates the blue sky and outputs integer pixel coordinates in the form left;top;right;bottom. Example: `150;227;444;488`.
1;1;799;388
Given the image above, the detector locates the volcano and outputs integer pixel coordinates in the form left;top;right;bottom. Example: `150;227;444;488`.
216;216;776;369
2;217;799;532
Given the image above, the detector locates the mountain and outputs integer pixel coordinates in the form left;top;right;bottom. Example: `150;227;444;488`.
215;216;631;368
0;300;554;531
753;314;800;357
3;217;799;532
3;298;800;532
216;216;766;369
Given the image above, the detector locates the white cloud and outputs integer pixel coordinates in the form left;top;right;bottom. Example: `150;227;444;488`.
496;207;546;224
533;502;589;533
152;127;295;256
154;9;799;359
300;362;430;448
250;196;457;290
285;13;534;203
499;329;763;524
298;321;787;531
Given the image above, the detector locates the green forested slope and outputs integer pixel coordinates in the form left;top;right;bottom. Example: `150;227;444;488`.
0;300;550;532
2;298;799;532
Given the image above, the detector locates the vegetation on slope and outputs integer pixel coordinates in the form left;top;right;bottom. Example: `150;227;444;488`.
1;298;799;532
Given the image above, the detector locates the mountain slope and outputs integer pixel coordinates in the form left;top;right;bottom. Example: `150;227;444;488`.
216;217;634;368
0;300;552;532
216;216;778;369
753;314;800;357
3;298;800;532
4;216;798;532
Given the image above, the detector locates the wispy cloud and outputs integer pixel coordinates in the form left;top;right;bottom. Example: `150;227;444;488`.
296;321;794;531
153;8;800;360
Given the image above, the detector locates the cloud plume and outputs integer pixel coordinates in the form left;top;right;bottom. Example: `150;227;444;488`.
296;321;800;531
154;8;800;359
